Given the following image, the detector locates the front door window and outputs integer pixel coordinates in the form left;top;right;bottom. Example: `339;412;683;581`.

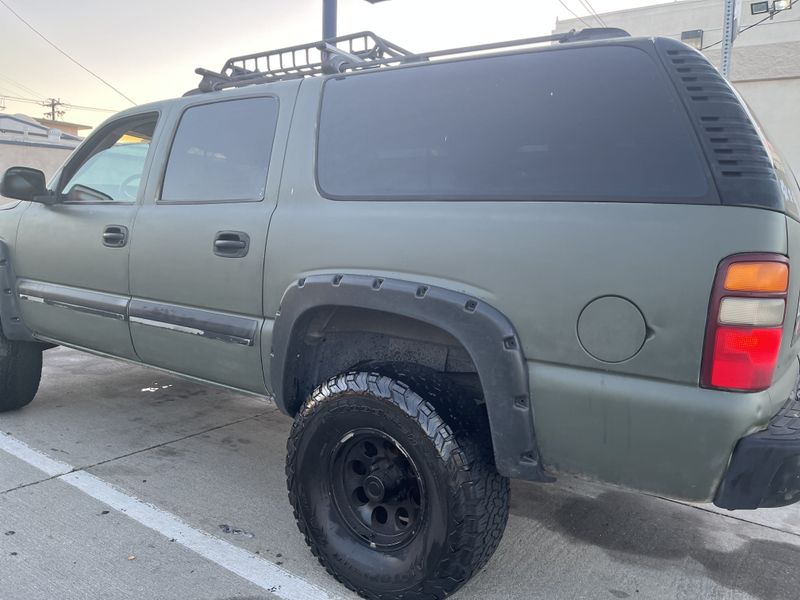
60;114;158;203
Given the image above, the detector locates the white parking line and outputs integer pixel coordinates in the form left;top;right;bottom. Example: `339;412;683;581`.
0;432;343;600
0;431;73;477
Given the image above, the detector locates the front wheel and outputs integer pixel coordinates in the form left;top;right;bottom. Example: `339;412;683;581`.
286;371;509;600
0;328;42;412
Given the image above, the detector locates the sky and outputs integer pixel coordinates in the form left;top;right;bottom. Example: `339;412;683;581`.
0;0;683;129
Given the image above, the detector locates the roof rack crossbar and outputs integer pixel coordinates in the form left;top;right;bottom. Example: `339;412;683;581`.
188;27;630;94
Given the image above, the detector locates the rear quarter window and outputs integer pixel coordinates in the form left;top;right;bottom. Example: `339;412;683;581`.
317;45;710;202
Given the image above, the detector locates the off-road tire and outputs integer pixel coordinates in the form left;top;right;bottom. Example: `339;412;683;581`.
0;328;42;412
286;371;510;600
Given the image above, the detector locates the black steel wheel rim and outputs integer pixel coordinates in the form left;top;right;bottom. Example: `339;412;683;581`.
329;428;426;549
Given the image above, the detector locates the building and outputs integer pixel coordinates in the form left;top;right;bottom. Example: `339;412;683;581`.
553;0;800;172
34;118;91;138
0;114;82;203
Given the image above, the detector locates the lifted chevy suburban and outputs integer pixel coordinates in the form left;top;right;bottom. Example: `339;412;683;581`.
1;28;800;600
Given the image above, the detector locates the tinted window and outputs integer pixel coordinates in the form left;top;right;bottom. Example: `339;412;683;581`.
161;97;278;202
318;46;709;201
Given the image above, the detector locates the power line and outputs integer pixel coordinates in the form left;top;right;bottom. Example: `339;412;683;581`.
0;93;119;114
0;0;136;106
703;0;797;50
63;103;118;113
0;95;42;106
556;0;593;28
0;86;24;99
0;74;44;100
578;0;607;27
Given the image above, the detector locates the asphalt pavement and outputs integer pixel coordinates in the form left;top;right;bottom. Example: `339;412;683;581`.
1;347;799;600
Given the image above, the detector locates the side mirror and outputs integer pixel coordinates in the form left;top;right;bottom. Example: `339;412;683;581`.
0;167;55;204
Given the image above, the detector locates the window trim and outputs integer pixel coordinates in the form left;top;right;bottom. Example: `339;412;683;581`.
58;111;161;207
314;43;718;205
157;95;281;206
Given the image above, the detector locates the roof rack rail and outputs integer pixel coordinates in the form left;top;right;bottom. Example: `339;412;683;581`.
188;27;630;94
563;27;631;42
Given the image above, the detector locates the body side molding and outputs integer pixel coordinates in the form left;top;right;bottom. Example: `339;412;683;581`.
18;279;128;321
129;299;258;346
270;273;551;482
12;279;259;347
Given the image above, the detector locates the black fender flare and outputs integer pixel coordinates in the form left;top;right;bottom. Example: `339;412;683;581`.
0;240;35;342
270;273;551;482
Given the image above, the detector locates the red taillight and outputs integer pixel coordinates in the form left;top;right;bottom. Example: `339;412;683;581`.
701;254;789;392
709;326;782;390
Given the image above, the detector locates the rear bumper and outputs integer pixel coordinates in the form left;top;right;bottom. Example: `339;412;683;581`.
714;378;800;509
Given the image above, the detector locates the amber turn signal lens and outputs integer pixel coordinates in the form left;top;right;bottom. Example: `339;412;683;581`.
724;262;788;293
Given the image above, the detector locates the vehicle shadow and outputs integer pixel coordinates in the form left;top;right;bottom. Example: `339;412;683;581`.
510;481;800;600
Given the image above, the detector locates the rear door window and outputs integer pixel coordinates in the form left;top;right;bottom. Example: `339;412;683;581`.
317;45;710;202
161;97;279;203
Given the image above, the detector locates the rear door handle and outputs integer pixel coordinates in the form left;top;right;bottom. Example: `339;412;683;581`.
214;231;250;258
103;225;128;248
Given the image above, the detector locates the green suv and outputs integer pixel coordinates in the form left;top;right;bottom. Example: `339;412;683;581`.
1;28;799;600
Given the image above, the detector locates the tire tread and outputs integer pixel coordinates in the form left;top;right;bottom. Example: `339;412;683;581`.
286;370;509;600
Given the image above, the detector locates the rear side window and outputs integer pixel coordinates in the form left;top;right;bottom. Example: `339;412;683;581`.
161;97;278;203
317;46;710;201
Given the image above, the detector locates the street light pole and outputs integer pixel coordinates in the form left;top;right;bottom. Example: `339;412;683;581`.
323;0;337;40
323;0;390;40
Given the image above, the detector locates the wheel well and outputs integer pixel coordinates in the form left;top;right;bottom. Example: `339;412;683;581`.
282;306;485;419
272;274;548;482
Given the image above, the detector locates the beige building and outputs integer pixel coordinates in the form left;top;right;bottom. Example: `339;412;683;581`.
0;114;82;204
554;0;800;172
34;118;91;138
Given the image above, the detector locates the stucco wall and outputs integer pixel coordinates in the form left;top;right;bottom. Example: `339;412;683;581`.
553;0;799;48
736;77;800;172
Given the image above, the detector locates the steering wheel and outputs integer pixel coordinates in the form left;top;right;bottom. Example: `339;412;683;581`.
119;173;142;200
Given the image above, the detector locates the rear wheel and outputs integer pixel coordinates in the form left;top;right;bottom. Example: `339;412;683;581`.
0;328;42;412
286;371;509;600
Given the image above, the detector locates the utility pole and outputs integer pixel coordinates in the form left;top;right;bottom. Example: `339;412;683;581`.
720;0;741;79
42;97;65;121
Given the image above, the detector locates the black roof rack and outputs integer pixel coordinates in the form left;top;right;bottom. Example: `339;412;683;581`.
188;27;630;94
